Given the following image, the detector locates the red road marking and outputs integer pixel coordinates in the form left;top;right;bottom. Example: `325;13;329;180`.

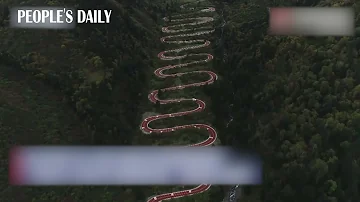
141;5;217;202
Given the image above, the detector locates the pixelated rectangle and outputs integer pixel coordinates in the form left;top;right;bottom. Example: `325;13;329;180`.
9;146;262;185
10;7;76;29
269;7;354;36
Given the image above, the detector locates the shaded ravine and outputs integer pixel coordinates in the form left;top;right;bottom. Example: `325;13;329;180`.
140;3;218;202
217;9;242;202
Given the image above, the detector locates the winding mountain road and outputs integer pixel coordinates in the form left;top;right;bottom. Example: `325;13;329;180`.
140;3;218;202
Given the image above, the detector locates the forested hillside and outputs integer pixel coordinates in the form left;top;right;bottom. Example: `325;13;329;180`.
208;0;360;201
2;0;360;201
0;0;183;201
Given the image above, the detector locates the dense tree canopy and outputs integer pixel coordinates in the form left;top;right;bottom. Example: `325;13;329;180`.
208;0;360;201
0;0;183;201
1;0;360;201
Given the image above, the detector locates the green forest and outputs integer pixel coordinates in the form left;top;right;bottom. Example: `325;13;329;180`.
0;0;359;201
